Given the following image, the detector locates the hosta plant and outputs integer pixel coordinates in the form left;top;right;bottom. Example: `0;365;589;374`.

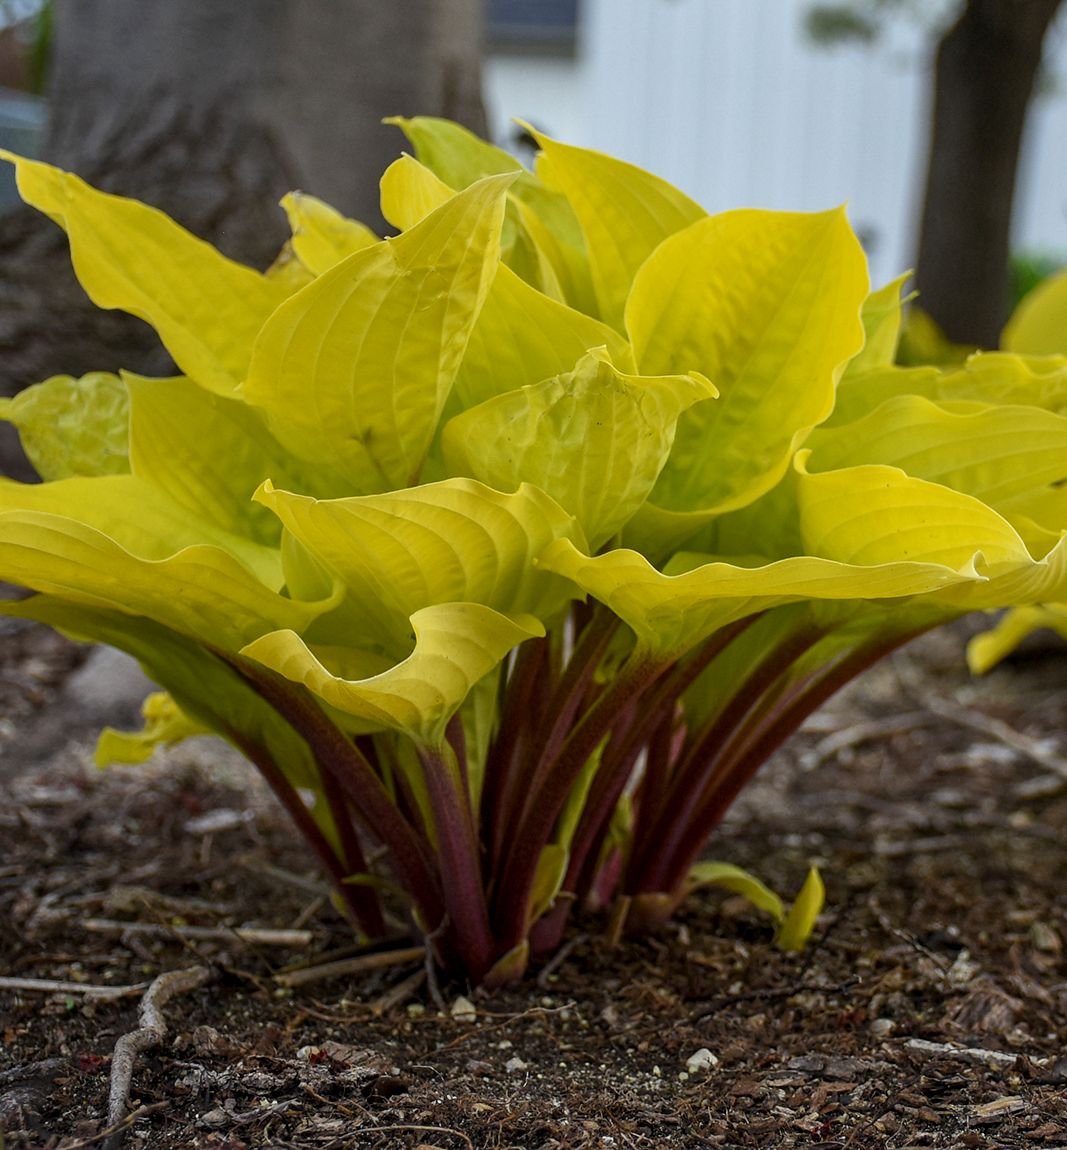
2;120;1067;985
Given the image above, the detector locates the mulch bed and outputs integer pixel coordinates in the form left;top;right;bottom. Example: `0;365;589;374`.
2;618;1066;1149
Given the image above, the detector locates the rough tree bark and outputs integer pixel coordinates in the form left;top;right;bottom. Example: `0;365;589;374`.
0;0;487;477
915;0;1064;348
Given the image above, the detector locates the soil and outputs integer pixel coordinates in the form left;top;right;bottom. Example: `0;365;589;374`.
2;615;1067;1149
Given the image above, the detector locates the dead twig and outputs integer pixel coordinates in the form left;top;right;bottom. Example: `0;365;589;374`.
83;917;314;947
0;976;150;999
370;967;426;1014
273;945;425;988
536;932;589;988
53;1101;171;1150
105;964;212;1150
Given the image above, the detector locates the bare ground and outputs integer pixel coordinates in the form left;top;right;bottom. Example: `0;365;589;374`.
2;618;1066;1149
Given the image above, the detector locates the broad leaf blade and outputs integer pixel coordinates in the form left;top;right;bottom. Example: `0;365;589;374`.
537;537;975;657
629;207;868;516
455;264;635;411
242;173;515;493
528;126;705;329
281;191;378;276
443;348;714;549
1003;266;1067;355
1;150;290;395
242;603;544;743
256;477;584;651
0;372;129;480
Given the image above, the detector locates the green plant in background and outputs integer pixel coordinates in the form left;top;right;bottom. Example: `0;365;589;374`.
2;119;1067;985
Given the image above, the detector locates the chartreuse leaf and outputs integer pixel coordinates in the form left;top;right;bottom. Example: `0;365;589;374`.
96;691;209;766
1002;266;1067;355
628;207;868;521
281;191;377;276
455;266;635;411
255;477;584;652
527;126;705;329
242;173;515;494
806;395;1067;526
0;373;129;479
687;861;784;921
846;272;914;376
379;154;454;231
537;536;975;659
967;604;1067;673
242;603;543;743
0;151;290;395
124;373;326;544
0;479;339;650
776;867;825;951
383;123;566;299
442;348;714;549
797;459;1067;610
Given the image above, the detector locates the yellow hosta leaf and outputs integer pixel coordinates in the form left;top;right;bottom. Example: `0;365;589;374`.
0;372;129;480
242;173;515;493
281;191;377;276
380;154;454;231
256;477;584;652
96;691;208;766
1003;266;1067;355
1;150;290;394
806;395;1067;523
536;537;974;658
443;348;714;550
967;603;1067;673
776;867;825;952
687;861;785;921
455;264;634;412
847;272;914;376
242;603;543;743
125;373;328;544
629;206;868;517
527;126;705;329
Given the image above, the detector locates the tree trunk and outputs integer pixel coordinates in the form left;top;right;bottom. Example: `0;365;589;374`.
914;0;1063;349
0;0;487;477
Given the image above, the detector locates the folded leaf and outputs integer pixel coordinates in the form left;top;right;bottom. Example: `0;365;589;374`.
537;537;974;657
0;372;129;480
687;861;785;922
96;691;209;766
281;191;378;276
806;394;1067;524
1002;266;1067;355
455;265;635;412
379;154;455;231
526;126;705;330
0;150;290;394
629;207;868;517
256;477;583;651
242;173;515;493
967;604;1067;673
776;867;825;951
242;603;544;743
443;348;714;549
846;272;913;377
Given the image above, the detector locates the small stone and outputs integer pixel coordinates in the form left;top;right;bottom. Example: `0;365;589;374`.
406;1003;425;1017
296;1045;322;1061
870;1017;896;1039
450;995;477;1023
505;1056;528;1073
1029;921;1062;954
199;1108;229;1129
685;1048;720;1074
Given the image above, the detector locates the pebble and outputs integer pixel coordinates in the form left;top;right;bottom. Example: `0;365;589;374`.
870;1017;896;1038
450;995;477;1023
685;1048;720;1074
505;1056;528;1073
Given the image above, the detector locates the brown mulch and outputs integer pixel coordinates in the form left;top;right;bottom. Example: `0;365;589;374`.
2;618;1066;1149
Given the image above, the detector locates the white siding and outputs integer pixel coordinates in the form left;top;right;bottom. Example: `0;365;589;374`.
486;0;1067;287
